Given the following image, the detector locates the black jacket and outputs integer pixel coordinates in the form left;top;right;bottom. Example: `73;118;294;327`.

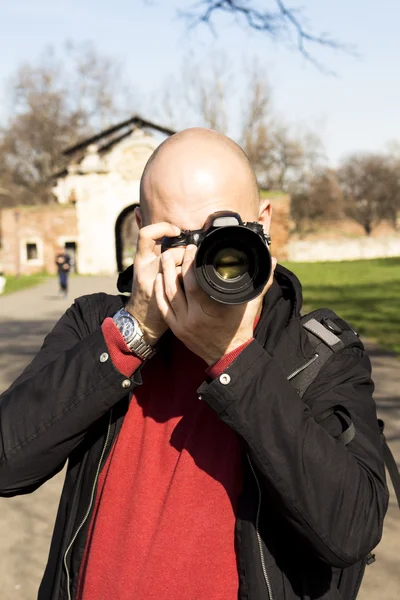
0;265;388;600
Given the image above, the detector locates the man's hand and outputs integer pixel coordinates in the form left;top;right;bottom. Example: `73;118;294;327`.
125;222;185;346
155;244;277;365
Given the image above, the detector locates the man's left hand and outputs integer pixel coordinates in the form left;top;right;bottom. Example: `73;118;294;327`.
155;244;277;366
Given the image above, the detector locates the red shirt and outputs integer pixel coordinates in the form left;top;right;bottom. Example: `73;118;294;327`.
77;320;251;600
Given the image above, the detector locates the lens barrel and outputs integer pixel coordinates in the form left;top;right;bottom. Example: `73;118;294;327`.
194;226;272;305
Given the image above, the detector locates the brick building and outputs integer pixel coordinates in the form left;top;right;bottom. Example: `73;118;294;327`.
0;204;78;276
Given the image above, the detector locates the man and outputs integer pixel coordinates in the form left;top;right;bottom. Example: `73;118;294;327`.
55;246;71;297
0;129;388;600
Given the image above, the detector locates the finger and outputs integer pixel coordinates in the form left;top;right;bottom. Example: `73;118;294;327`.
176;266;183;290
181;244;197;278
159;247;186;270
160;251;187;315
136;222;181;258
155;273;176;327
181;245;199;296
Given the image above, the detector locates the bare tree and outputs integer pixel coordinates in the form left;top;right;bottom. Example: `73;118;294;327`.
156;80;180;130
261;124;319;191
181;53;232;133
179;0;350;70
240;65;272;180
291;168;343;231
385;142;400;229
239;63;323;191
155;50;235;134
64;41;134;131
338;153;400;235
157;53;323;192
0;42;134;207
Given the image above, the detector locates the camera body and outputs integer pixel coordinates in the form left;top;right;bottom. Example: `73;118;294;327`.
161;211;272;305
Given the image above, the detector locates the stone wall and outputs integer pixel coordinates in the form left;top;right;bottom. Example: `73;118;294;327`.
288;235;400;262
0;204;78;275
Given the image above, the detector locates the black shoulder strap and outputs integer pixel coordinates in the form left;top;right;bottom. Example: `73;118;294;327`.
289;308;361;399
288;308;400;510
378;420;400;509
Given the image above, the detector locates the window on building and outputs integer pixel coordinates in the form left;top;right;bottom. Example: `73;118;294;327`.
26;243;38;260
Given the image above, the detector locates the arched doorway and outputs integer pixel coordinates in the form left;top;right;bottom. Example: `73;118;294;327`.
115;204;139;272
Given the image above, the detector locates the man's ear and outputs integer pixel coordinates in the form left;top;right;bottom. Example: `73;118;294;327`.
258;199;272;234
134;206;143;229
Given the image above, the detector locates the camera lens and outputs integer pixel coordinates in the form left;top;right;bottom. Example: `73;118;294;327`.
195;225;272;304
213;248;248;280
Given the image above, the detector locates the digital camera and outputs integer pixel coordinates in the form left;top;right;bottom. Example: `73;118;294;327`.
161;211;272;305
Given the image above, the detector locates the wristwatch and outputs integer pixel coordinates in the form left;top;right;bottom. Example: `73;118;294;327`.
112;308;156;360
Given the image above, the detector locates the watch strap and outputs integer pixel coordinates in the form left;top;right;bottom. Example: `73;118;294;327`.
112;308;156;360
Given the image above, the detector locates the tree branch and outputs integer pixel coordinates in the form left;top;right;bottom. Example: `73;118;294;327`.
180;0;354;72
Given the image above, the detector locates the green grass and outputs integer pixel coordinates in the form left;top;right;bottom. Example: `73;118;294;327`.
2;273;48;295
283;258;400;355
260;189;287;199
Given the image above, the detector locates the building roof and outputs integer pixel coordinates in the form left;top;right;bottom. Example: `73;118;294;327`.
63;115;175;158
51;115;175;180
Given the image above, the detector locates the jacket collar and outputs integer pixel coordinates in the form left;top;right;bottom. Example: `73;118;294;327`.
254;264;303;354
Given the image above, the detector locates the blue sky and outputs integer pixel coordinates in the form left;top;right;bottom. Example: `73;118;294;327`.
0;0;399;165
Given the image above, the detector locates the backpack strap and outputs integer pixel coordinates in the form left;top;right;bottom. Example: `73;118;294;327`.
314;405;356;445
286;309;361;447
288;308;400;511
288;308;362;400
378;420;400;509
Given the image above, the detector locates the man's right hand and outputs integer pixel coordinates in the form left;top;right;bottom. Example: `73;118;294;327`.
125;222;185;347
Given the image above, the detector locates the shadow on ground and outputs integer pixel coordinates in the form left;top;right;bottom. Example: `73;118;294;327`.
0;320;56;392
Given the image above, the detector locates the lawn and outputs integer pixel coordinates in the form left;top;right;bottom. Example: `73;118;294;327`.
284;257;400;355
1;273;48;295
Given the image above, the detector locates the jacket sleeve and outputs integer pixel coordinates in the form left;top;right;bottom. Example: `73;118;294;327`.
197;339;389;568
0;296;142;497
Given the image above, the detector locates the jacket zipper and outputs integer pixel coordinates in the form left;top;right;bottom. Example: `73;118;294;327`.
287;353;319;381
63;409;113;600
246;454;274;600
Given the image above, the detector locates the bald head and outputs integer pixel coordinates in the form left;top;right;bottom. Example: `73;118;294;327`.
139;128;260;230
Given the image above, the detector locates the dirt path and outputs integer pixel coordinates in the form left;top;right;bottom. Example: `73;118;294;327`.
0;276;117;600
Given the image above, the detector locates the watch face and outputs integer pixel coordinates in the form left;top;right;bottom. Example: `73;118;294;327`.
117;316;136;342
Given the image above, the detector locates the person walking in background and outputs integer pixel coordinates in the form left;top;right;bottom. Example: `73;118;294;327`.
55;246;71;297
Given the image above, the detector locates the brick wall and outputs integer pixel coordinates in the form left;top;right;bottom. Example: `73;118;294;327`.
268;195;290;261
0;205;78;275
